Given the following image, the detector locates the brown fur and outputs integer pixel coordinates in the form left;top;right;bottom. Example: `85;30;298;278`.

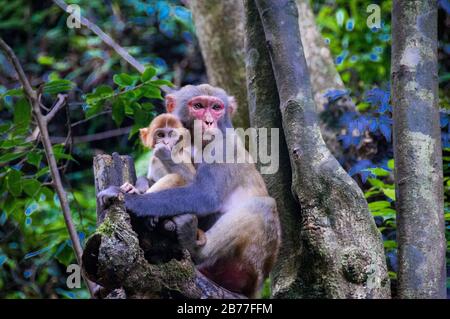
140;113;184;148
166;84;281;298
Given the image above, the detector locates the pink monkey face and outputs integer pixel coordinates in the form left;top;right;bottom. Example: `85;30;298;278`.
187;95;225;132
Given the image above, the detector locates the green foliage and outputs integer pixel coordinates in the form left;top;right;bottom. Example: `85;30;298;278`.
83;66;172;136
314;0;392;93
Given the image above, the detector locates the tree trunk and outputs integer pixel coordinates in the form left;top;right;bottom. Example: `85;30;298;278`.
188;0;346;127
249;0;390;298
188;0;249;129
391;0;446;299
295;0;345;112
244;1;303;297
83;153;244;299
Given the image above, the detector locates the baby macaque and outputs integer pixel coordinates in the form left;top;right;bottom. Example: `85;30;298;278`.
120;113;206;246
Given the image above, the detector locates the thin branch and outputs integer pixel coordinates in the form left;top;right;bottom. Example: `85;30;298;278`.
51;126;131;144
26;94;68;142
52;0;145;73
71;110;111;128
45;94;67;123
0;37;96;297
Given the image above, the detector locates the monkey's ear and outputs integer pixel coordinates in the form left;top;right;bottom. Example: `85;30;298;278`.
228;96;238;117
165;94;176;113
139;128;152;148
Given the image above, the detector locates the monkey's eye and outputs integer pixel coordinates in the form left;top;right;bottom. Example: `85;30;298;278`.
156;132;165;138
193;103;203;110
212;104;222;111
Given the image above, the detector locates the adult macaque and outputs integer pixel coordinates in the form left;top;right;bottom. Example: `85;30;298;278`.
121;113;206;247
99;84;280;298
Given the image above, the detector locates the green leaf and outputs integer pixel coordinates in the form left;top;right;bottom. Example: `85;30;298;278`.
371;208;396;218
384;240;397;250
55;243;75;266
112;99;125;127
37;55;55;66
113;73;134;87
53;145;76;162
0;139;32;149
387;159;394;170
134;107;151;127
368;201;391;211
367;178;386;188
367;167;390;177
43;80;74;95
35;167;50;178
94;85;113;96
27;151;42;168
0;123;11;134
0;151;26;164
150;79;173;87
141;84;163;99
141;102;154;112
141;66;157;82
22;179;41;197
7;169;22;197
382;189;396;201
13;98;31;128
3;88;23;97
128;124;141;139
84;103;103;118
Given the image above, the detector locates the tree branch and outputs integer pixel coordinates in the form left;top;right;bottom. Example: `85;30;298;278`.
0;37;96;297
86;154;245;299
52;0;145;74
51;126;131;144
251;0;390;298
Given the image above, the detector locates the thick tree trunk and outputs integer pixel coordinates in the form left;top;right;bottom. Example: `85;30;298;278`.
391;0;446;299
244;1;303;297
249;0;390;298
188;0;346;129
188;0;249;129
295;0;344;112
83;154;244;299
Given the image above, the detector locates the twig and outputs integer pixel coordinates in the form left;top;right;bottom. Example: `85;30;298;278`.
71;110;111;128
0;37;96;297
27;94;68;142
51;126;132;144
52;0;145;73
45;94;67;123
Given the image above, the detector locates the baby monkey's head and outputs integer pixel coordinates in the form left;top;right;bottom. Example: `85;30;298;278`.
140;113;185;149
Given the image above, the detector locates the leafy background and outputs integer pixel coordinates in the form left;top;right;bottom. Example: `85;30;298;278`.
0;0;449;298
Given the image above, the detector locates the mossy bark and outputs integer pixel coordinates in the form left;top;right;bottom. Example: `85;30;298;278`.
246;0;390;298
83;154;244;299
391;0;446;299
245;0;303;298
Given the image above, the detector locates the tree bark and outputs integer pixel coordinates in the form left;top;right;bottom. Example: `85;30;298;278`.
244;1;303;297
83;153;244;299
295;0;345;112
188;0;249;129
250;0;390;298
391;0;446;299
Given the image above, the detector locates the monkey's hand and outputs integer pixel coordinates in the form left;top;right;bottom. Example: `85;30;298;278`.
173;214;201;262
97;186;123;209
154;144;172;161
120;182;141;194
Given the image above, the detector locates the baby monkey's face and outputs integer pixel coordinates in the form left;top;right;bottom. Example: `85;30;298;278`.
153;127;181;150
